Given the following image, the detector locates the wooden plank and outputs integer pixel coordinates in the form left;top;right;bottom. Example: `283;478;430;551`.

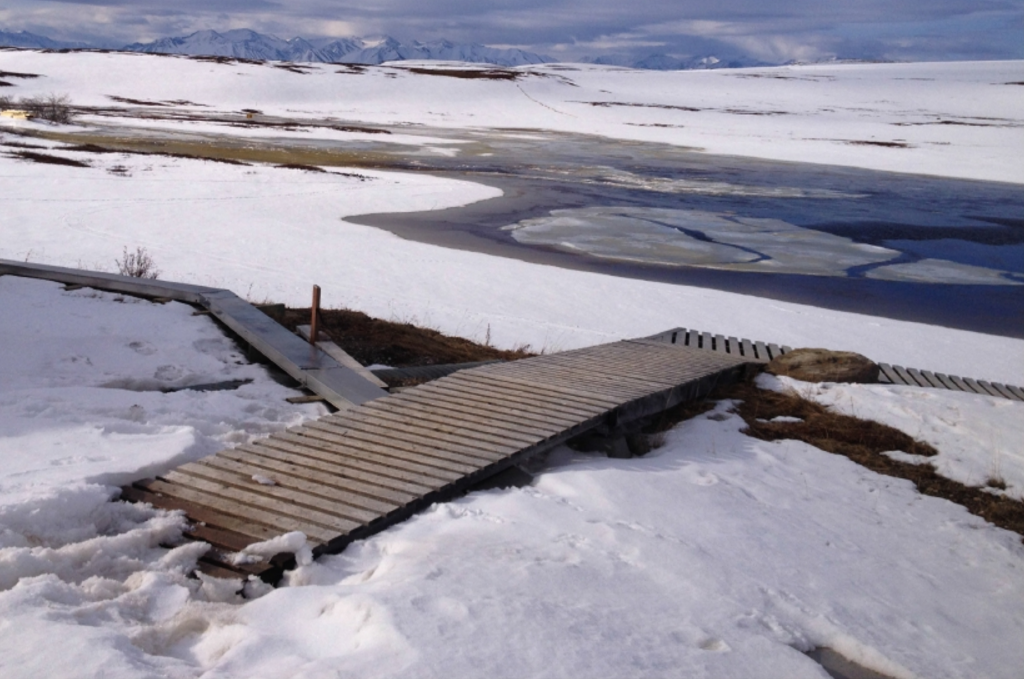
296;325;389;389
239;438;454;487
1006;385;1024;401
701;331;713;350
362;397;550;444
184;522;267;554
200;455;415;507
159;471;364;532
920;370;946;389
175;462;394;522
0;258;216;302
989;382;1018;401
976;380;1006;398
268;428;474;480
892;365;917;387
471;363;657;398
906;368;932;388
767;343;782;361
741;338;755;359
202;291;387;410
224;443;437;495
120;485;286;544
449;373;616;416
726;337;740;356
297;422;491;471
138;478;338;542
413;380;592;428
496;354;691;387
466;364;630;404
754;341;768;361
877;363;899;385
962;377;992;396
934;373;959;391
350;399;540;448
337;409;529;458
479;365;668;398
276;427;479;478
947;374;973;393
713;334;726;353
329;409;519;459
390;387;571;435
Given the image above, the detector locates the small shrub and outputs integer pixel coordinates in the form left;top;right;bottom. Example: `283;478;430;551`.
116;246;160;279
18;93;73;124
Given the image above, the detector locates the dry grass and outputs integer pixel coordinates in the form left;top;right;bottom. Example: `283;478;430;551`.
642;379;1024;539
8;150;89;167
280;306;534;367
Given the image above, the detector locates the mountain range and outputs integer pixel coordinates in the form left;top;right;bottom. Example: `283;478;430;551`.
1;27;760;70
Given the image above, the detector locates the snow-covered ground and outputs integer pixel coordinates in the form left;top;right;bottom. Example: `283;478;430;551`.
1;52;1022;183
0;277;1021;679
1;51;1023;678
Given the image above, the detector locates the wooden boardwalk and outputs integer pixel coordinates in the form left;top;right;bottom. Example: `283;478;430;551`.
645;326;1024;402
121;339;751;581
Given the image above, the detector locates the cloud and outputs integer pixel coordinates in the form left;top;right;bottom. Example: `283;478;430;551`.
1;0;1021;61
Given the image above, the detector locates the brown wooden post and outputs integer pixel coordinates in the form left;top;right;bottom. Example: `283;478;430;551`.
310;284;321;344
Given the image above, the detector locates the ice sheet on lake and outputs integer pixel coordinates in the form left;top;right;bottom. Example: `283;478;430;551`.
865;258;1024;286
503;207;899;276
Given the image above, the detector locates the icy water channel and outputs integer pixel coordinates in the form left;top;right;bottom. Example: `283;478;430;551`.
60;114;1024;337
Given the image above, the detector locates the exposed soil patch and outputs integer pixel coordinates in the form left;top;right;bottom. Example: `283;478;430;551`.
108;95;170;106
3;140;49;149
276;163;326;172
845;140;911;148
8;150;89;167
191;55;263;66
280;306;534;367
0;81;13;87
404;67;521;81
729;381;1023;538
274;63;316;74
0;70;41;79
581;101;702;112
644;378;1024;539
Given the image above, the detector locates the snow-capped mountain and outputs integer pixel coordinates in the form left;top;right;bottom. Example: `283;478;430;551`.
584;52;766;70
0;29;87;50
121;30;552;67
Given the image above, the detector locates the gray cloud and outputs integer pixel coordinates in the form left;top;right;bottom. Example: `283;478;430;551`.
1;0;1021;62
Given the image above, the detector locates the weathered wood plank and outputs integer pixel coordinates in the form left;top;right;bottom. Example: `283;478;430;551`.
413;380;594;428
322;412;514;460
934;373;959;391
976;380;1005;398
347;402;538;451
386;389;566;438
214;446;421;503
298;422;493;470
240;438;455;487
1006;384;1024;401
962;377;992;396
407;382;581;429
919;370;947;389
362;397;551;444
121;484;286;544
138;479;339;542
160;470;365;532
199;455;415;507
224;443;437;495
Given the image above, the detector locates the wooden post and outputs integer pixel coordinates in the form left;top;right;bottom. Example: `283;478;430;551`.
310;284;321;344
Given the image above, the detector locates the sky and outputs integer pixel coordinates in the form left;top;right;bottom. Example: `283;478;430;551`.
1;0;1022;63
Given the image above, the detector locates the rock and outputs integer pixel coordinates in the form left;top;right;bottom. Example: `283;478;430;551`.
766;348;879;384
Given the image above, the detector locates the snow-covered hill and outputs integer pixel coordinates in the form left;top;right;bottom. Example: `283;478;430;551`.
122;29;552;66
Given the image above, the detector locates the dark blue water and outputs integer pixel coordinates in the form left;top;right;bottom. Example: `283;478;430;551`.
345;130;1023;337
